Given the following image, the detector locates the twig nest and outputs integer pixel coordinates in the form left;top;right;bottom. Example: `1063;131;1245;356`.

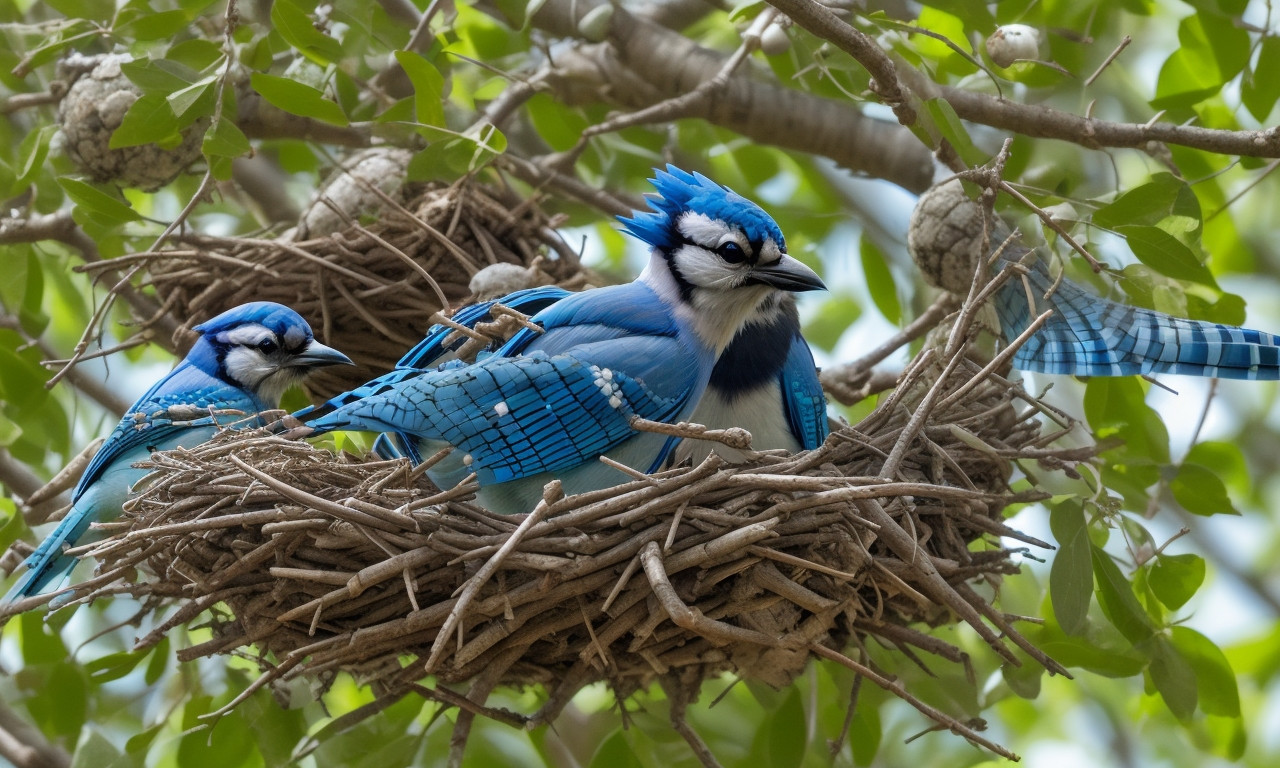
142;178;588;397
296;147;415;239
56;53;206;191
907;179;986;294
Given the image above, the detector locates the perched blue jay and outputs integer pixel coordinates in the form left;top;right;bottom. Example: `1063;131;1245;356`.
299;166;827;513
3;302;353;604
304;286;828;466
994;247;1280;380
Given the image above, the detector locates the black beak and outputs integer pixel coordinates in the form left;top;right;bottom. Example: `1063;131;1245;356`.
746;254;826;293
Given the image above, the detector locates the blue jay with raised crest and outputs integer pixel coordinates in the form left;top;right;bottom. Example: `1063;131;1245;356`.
298;166;827;514
3;302;353;605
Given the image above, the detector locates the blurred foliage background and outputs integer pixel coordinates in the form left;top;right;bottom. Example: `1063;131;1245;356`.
3;0;1280;766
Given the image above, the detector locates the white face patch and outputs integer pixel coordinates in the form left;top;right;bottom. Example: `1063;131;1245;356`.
679;212;748;253
222;323;274;347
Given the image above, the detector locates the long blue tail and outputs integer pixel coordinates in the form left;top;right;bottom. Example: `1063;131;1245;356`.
994;252;1280;380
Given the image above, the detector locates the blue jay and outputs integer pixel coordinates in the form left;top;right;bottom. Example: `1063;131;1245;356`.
299;166;827;514
307;286;828;466
3;302;353;604
994;248;1280;380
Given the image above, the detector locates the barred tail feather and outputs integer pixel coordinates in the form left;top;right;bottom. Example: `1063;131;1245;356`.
994;257;1280;380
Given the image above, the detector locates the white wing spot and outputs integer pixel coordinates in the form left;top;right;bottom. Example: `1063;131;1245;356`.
493;401;509;417
462;453;474;466
609;396;622;409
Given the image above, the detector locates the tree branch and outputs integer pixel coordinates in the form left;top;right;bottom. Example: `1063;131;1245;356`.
481;0;936;193
0;698;71;768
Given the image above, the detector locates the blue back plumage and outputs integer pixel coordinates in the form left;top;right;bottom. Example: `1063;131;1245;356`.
5;302;350;604
993;249;1280;380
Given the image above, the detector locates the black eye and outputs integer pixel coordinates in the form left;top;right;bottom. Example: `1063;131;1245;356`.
717;242;748;264
257;339;278;354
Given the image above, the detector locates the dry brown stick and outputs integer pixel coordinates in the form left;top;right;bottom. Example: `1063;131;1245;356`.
424;485;559;671
809;644;1018;760
640;541;780;648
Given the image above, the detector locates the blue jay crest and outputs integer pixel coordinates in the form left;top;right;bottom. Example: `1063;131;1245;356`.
618;165;786;253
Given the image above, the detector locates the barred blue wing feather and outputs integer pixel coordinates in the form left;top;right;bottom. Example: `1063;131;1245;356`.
780;330;829;449
295;286;572;425
995;255;1280;380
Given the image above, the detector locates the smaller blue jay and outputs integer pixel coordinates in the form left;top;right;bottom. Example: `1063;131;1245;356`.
298;166;826;514
3;302;353;605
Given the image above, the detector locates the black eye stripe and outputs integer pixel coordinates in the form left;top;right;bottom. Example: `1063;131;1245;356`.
675;236;758;265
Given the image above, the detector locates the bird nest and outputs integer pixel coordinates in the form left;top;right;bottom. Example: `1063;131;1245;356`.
74;315;1088;765
130;177;589;398
54;177;1092;765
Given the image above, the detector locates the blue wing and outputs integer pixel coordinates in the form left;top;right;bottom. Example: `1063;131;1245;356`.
307;344;696;484
304;282;710;485
296;286;572;424
995;255;1280;380
779;331;828;449
73;363;260;498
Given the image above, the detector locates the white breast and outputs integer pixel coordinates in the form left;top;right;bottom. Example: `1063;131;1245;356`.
675;383;800;465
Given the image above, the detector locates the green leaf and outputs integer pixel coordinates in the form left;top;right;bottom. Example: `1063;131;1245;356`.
15;124;55;190
764;687;806;767
145;636;170;685
271;0;344;64
1153;13;1251;109
1115;225;1216;287
57;178;142;224
859;233;901;324
1090;545;1154;644
203;116;251;158
393;50;447;128
1170;461;1239;516
166;75;217;119
920;98;985;166
1148;553;1206;611
1049;501;1092;636
109;94;180;148
588;729;643;768
1171;625;1240;717
1093;174;1187;229
1149;633;1198;720
83;649;149;684
250;73;349;126
46;0;115;22
1244;36;1280;121
70;729;124;768
116;9;192;40
121;57;202;94
525;93;588;151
